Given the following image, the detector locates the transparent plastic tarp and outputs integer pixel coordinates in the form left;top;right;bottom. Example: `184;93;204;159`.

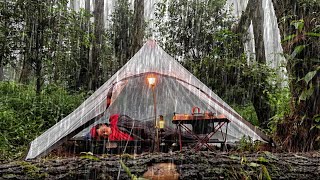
26;40;266;160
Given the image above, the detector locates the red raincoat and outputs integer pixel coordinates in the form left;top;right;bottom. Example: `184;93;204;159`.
90;114;134;141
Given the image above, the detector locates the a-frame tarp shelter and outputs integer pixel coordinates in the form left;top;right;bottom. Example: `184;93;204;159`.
26;40;269;160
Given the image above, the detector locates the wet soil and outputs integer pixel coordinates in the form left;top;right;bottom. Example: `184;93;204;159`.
1;150;320;180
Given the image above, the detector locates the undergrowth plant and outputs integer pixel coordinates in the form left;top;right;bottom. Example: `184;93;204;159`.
267;87;291;134
120;159;147;180
228;154;272;180
0;82;85;160
237;136;262;152
232;103;259;126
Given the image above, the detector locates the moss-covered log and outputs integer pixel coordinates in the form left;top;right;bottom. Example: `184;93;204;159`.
1;151;319;179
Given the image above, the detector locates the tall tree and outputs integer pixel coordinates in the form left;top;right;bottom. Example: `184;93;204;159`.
89;0;105;90
0;0;22;81
155;0;229;61
108;0;146;70
19;0;49;93
0;66;3;81
17;0;88;91
75;0;92;90
41;1;91;90
251;0;273;128
272;0;320;151
130;0;144;57
0;0;8;81
235;0;274;128
1;0;96;91
109;0;133;68
16;0;64;92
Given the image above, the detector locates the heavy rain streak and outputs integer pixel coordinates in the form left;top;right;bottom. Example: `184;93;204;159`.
0;0;319;179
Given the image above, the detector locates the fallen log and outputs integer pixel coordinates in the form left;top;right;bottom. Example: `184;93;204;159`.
1;151;319;179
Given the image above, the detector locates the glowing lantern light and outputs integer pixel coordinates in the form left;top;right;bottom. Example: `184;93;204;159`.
147;76;156;86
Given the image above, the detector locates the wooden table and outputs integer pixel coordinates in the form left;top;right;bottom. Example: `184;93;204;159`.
172;114;230;152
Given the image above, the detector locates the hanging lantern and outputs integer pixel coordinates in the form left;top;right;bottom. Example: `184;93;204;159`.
147;74;156;87
159;115;165;129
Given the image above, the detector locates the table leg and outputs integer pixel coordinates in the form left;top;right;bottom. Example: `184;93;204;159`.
193;122;226;151
223;122;229;151
178;123;182;151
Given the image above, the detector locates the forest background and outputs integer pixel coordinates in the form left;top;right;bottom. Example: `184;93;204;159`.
0;0;319;161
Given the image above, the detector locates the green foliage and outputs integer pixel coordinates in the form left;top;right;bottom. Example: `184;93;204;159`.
291;45;306;58
232;103;259;126
257;156;268;163
237;136;262;152
155;0;277;128
154;0;233;61
261;165;272;180
190;29;275;127
267;87;290;133
0;0;23;68
42;5;95;90
120;160;135;179
312;115;320;130
305;32;320;37
120;159;147;180
298;0;320;7
228;155;241;160
229;154;272;180
298;66;320;102
103;0;148;81
301;68;318;84
183;30;247;103
107;0;134;68
0;82;85;160
18;161;48;179
282;34;297;43
0;0;96;90
290;19;304;33
80;152;100;161
275;0;320;150
283;18;319;111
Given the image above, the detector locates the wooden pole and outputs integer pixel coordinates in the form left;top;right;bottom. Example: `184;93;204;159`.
152;85;159;152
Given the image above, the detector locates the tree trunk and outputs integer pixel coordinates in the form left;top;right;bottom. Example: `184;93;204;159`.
0;58;4;81
1;152;319;179
89;0;104;90
19;2;35;85
252;0;266;64
251;0;274;128
271;0;320;151
0;0;8;82
19;58;33;84
0;65;3;81
34;2;45;95
130;0;144;57
70;0;76;10
76;0;91;91
235;0;274;128
113;0;132;69
35;61;42;94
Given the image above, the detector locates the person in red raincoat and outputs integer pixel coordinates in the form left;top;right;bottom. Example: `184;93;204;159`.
89;114;139;141
88;87;191;142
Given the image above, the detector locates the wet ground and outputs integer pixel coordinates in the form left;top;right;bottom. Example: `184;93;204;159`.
1;150;320;179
